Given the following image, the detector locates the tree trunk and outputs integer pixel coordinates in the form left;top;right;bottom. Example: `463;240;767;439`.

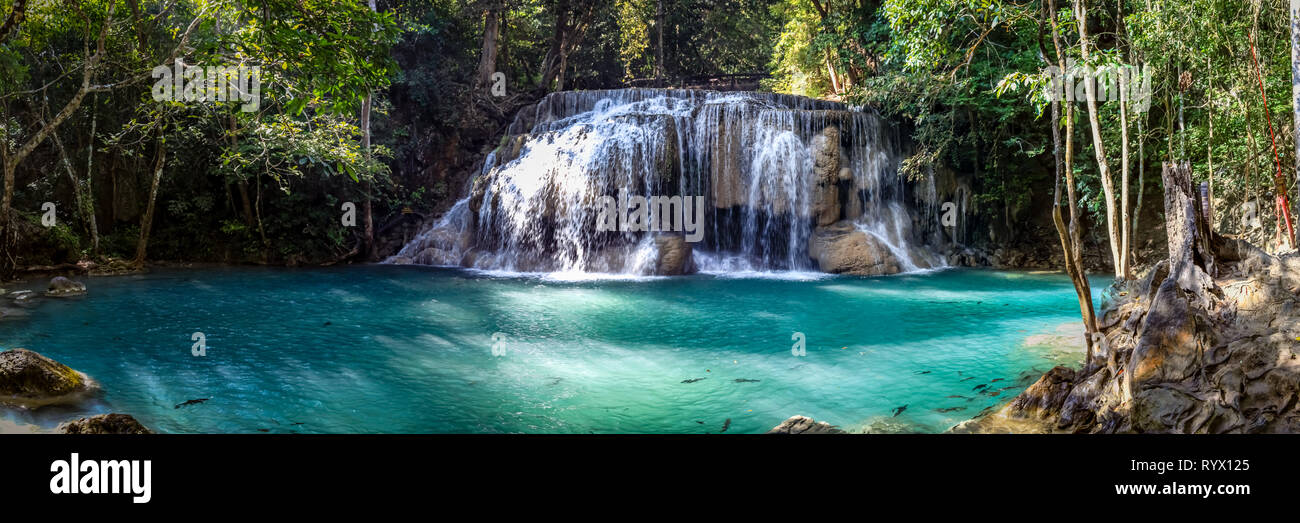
540;0;570;90
1292;0;1300;219
50;130;98;257
476;2;501;90
655;0;664;80
1046;0;1098;362
1133;107;1146;265
84;94;100;255
134;136;166;267
1074;0;1123;279
361;0;377;260
362;93;375;260
1119;66;1131;279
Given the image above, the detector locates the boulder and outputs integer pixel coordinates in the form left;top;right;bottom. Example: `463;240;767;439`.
0;348;94;406
767;415;847;434
45;276;86;297
654;235;696;275
58;413;153;434
1005;366;1076;420
808;221;902;275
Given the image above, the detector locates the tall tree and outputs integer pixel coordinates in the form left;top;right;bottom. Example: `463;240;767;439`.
1045;0;1097;364
1073;0;1123;279
475;0;502;90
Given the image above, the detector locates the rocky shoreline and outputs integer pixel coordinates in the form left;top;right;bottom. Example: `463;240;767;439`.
953;164;1300;434
0;276;153;434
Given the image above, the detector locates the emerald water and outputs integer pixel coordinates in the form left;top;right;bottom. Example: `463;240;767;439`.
0;266;1098;433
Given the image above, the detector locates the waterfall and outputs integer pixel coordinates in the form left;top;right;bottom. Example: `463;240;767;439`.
388;89;947;276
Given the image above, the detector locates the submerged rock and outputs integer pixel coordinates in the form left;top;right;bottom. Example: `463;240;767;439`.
58;413;152;434
7;290;37;303
45;276;87;297
767;415;847;434
808;220;902;275
0;348;95;407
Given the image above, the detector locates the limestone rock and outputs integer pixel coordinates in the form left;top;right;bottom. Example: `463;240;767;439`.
654;235;696;275
58;413;153;434
811;127;842;226
0;348;94;406
45;276;87;297
767;415;847;434
808;221;902;275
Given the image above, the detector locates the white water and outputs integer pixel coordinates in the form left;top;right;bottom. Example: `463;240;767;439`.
390;89;946;276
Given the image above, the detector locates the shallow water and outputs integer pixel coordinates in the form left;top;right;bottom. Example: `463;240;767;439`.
0;266;1100;433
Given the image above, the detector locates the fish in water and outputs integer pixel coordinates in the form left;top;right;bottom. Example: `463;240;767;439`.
892;405;908;417
945;395;971;400
914;370;931;375
681;377;707;384
174;398;210;409
972;384;988;391
933;407;966;413
991;378;1004;382
960;376;974;382
546;377;563;385
734;378;761;383
323;321;332;326
290;422;305;426
695;421;704;424
720;419;731;433
256;428;270;433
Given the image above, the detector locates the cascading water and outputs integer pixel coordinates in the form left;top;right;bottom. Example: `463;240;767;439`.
389;89;947;276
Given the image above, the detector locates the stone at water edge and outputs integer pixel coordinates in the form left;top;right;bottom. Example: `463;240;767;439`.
45;276;87;297
58;413;153;434
768;415;847;434
0;348;96;406
654;235;696;275
7;289;37;302
808;220;904;276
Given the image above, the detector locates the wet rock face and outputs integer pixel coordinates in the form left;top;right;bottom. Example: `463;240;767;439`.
811;126;842;227
808;221;902;275
0;348;91;404
58;414;153;434
46;276;87;297
768;415;847;434
654;235;696;275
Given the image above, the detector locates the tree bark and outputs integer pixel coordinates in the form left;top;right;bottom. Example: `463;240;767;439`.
50;127;98;256
1119;66;1132;279
655;0;664;80
540;0;570;90
1073;0;1123;279
1046;0;1098;362
1292;0;1300;221
476;1;501;90
362;0;377;260
133;135;166;267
